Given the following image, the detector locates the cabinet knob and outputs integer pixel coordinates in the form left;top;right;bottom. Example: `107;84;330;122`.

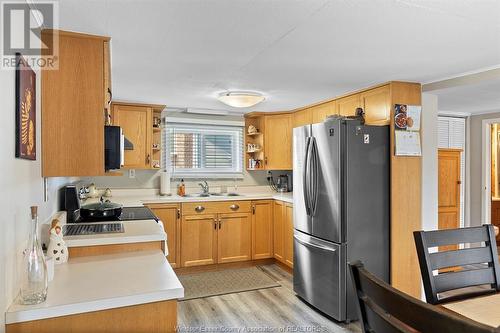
229;204;239;211
195;206;205;213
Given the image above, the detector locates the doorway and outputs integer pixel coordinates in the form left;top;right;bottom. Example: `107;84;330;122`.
482;121;500;242
438;149;462;234
481;119;500;235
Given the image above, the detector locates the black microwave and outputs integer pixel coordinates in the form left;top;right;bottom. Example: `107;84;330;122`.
105;126;124;170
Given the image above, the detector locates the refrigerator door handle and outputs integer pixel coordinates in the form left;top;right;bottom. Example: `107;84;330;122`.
294;234;337;253
310;137;319;216
303;136;312;216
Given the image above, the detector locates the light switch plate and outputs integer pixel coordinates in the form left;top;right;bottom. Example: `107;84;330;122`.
129;169;136;178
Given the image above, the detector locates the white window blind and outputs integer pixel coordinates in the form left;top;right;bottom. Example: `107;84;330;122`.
438;116;466;227
163;123;243;177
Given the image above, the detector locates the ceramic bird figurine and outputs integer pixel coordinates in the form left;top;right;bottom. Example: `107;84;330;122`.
47;220;68;264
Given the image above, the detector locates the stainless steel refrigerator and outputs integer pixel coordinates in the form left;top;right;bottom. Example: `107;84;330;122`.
293;116;390;322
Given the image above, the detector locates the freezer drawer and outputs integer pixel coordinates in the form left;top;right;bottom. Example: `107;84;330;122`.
293;230;346;321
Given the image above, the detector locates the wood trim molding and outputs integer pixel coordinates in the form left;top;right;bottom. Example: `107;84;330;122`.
41;29;111;41
111;101;166;112
174;258;276;275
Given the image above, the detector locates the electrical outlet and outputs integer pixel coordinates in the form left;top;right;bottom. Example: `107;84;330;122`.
129;169;136;178
266;171;272;177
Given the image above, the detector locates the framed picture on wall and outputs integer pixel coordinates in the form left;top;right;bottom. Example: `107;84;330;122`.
15;53;36;160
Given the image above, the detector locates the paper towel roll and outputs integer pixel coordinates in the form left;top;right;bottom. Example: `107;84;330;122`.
160;170;171;196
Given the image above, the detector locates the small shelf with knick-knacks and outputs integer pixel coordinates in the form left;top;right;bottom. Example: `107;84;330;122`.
244;116;265;170
151;111;162;169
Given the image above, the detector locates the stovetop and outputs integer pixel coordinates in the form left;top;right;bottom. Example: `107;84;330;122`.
68;207;158;223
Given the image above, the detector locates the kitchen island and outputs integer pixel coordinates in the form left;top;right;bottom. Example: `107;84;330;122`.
5;250;183;333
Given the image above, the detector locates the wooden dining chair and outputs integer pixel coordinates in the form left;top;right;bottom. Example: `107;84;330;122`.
414;225;500;305
349;261;497;333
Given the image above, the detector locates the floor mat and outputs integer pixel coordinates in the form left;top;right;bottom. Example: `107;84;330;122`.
178;266;281;301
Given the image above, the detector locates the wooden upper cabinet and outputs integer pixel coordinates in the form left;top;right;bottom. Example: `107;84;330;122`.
360;85;390;125
42;30;110;177
264;114;292;170
103;40;112;117
337;94;361;116
293;108;312;128
112;103;152;169
146;204;180;268
217;212;252;264
312;101;337;124
252;200;274;260
181;214;218;267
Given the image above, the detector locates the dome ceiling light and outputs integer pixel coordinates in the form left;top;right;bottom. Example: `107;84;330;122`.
217;91;265;108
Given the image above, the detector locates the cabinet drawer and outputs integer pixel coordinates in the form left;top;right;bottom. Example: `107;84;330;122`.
182;201;251;215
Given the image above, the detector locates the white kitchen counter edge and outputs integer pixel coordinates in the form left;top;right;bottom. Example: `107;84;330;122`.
64;233;166;247
5;251;184;324
5;288;184;324
111;193;294;205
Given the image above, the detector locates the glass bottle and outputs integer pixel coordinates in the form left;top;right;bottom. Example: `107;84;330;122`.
20;206;48;305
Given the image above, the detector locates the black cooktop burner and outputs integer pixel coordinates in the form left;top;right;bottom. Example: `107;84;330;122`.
68;207;158;223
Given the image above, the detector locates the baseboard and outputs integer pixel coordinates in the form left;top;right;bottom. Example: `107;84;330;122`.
174;258;281;275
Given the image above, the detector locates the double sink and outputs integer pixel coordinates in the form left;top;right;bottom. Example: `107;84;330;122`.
183;192;243;198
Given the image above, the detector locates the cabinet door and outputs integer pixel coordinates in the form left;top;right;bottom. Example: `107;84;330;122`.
181;215;218;267
113;104;152;169
103;41;112;119
273;201;285;263
41;32;106;177
264;114;292;170
147;204;180;268
360;85;390;125
293;108;312;128
337;94;361;116
251;200;273;259
218;212;252;263
284;202;294;268
312;101;337;124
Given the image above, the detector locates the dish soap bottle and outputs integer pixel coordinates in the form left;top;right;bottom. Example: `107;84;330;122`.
20;206;48;305
179;179;186;196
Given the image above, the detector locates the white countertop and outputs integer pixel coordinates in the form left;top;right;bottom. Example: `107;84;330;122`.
63;219;167;248
97;191;294;207
6;251;184;324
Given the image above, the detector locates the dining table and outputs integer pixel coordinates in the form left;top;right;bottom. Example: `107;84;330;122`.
442;291;500;328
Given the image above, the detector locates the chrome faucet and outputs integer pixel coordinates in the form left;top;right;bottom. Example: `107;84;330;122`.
198;181;209;194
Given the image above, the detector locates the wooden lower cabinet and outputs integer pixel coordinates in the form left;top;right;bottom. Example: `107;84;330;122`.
180;214;218;267
284;202;294;268
273;201;285;262
252;200;274;259
218;213;252;263
146;204;181;268
6;300;177;333
179;200;293;269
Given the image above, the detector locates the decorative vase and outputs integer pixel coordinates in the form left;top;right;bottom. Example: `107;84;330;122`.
19;206;48;305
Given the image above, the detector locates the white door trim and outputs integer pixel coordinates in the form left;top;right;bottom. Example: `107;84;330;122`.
481;118;500;225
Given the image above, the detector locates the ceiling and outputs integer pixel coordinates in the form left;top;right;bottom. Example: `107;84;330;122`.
428;77;500;114
54;0;500;113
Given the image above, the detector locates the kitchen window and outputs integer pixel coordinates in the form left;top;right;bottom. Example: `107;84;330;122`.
163;123;243;177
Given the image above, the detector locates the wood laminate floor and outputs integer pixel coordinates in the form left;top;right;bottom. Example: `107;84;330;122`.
178;264;361;332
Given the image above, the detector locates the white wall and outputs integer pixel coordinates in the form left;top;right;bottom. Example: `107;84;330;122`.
469;111;500;226
421;93;439;231
0;43;76;333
